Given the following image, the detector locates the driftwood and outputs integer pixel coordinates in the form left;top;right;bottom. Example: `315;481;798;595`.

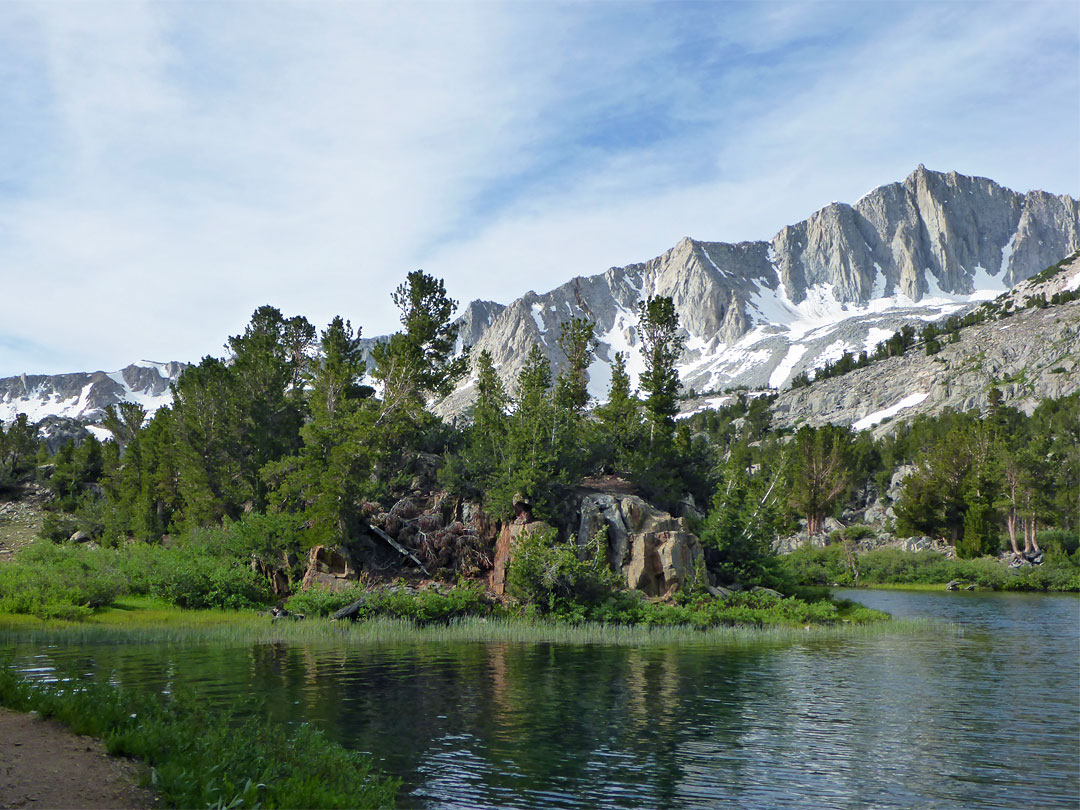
332;596;368;621
365;521;431;577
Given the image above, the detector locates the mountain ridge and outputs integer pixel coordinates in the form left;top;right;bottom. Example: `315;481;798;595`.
434;165;1078;415
2;166;1077;430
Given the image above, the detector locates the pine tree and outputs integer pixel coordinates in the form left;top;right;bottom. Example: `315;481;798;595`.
637;296;685;444
787;425;852;536
594;352;642;473
264;316;376;548
101;402;147;453
495;344;557;515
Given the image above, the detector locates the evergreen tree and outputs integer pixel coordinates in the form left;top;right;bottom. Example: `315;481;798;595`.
553;318;597;415
101;402;147;453
594;352;642;474
787;425;852;536
637;296;685;444
0;414;37;486
371;271;468;459
495;344;558;515
264;317;376;548
170;307;310;526
701;451;784;587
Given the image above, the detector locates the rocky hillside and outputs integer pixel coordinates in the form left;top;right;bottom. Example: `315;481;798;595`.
766;253;1080;434
436;165;1078;416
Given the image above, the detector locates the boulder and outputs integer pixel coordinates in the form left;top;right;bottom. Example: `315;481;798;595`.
494;516;552;600
300;545;360;593
576;492;703;598
823;517;844;535
887;465;915;501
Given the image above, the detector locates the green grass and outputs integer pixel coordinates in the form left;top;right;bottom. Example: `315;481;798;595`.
0;597;939;648
0;663;399;809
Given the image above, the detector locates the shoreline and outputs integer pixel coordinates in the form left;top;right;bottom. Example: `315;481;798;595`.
0;706;155;809
0;596;940;648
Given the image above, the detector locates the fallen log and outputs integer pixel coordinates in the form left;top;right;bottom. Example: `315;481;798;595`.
364;521;431;576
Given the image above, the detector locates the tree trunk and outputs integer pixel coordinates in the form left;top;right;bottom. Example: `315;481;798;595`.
1007;509;1019;554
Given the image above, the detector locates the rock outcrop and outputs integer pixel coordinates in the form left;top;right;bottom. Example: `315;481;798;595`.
490;495;552;596
576;492;703;598
300;545;360;593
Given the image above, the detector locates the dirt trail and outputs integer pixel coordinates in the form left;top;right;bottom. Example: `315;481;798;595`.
0;709;154;809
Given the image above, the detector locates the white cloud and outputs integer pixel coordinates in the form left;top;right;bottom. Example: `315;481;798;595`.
0;1;1076;376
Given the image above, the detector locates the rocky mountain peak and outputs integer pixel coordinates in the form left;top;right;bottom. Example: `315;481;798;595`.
433;167;1077;415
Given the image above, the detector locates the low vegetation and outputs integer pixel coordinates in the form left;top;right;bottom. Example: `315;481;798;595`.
0;663;399;809
781;543;1080;591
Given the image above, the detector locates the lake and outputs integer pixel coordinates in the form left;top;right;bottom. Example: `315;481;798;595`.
3;590;1078;809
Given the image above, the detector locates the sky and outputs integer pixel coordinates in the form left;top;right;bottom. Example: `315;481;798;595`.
1;1;1077;376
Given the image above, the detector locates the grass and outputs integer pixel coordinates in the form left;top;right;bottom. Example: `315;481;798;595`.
0;662;400;809
0;596;942;648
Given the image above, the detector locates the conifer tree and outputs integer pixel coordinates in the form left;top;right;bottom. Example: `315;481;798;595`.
637;296;685;444
787;425;852;536
594;352;642;473
264;317;375;548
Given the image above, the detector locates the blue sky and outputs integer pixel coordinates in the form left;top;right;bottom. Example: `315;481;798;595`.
1;1;1077;376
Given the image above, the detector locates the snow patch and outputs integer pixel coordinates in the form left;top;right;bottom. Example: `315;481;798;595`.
1066;266;1080;292
863;327;894;355
85;424;113;442
530;303;546;334
870;263;886;299
1000;232;1017;277
586;356;612;402
852;392;929;431
769;344;808;388
676;395;733;420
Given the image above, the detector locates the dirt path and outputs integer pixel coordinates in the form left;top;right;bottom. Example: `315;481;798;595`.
0;709;155;809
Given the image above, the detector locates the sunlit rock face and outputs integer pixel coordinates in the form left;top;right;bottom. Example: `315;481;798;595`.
433;166;1078;418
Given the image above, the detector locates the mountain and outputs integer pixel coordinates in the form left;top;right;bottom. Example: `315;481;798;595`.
2;166;1077;432
435;166;1079;416
0;361;184;436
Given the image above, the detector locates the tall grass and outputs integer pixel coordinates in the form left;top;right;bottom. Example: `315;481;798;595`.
0;663;399;809
0;599;947;648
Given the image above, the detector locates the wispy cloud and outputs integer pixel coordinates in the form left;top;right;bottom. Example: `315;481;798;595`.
0;1;1076;376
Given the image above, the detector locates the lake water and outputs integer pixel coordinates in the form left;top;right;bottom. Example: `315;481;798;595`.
3;590;1078;809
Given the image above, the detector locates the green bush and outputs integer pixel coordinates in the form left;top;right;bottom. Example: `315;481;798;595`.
283;585;368;617
291;580;494;625
151;552;274;610
0;543;126;619
506;527;622;613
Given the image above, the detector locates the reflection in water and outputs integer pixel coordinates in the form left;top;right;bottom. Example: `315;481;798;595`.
3;591;1078;809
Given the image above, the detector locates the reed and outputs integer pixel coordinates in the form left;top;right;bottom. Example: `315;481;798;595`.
0;600;951;647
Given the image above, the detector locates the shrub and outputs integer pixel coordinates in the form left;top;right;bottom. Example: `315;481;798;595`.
151;553;274;610
506;527;621;613
284;585;368;618
0;544;126;619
